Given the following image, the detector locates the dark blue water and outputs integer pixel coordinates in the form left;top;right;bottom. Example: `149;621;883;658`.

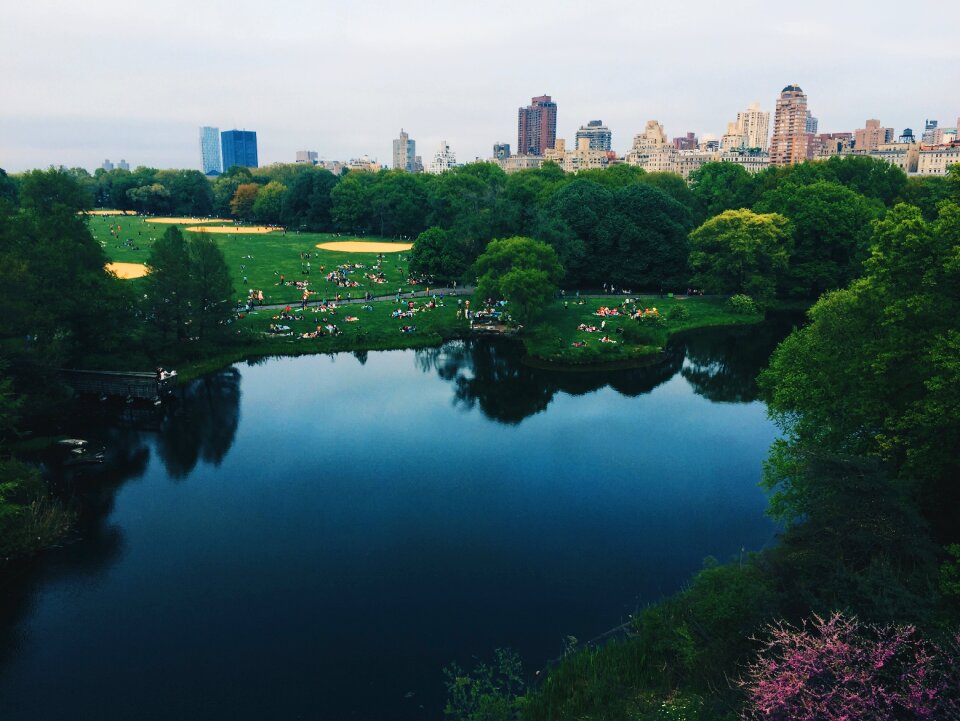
0;324;791;720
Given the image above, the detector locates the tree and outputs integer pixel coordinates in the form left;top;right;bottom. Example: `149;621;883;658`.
740;612;960;721
755;180;881;298
280;168;338;230
19;168;92;214
409;226;469;282
127;183;171;215
229;183;261;220
759;202;960;538
474;236;563;324
251;181;286;224
144;226;193;343
0;168;19;206
188;233;234;342
158;169;214;216
689;162;757;221
688;209;790;301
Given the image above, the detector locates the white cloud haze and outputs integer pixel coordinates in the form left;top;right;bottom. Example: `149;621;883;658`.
1;0;956;172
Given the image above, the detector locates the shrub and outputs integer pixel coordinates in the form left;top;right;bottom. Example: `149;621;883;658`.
667;304;690;322
726;294;757;315
622;321;661;346
740;612;960;721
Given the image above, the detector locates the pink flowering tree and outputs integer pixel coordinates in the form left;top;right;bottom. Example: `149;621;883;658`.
740;612;960;720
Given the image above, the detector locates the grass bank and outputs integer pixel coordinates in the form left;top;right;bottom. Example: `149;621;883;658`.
522;295;763;366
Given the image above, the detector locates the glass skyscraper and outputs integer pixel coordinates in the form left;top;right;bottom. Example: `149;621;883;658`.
199;126;222;175
221;130;258;170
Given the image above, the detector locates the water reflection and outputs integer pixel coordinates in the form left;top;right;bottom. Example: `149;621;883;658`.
154;367;242;478
680;314;802;403
417;317;797;424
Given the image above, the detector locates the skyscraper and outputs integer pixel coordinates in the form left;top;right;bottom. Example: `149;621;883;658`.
392;129;416;172
221;130;258;169
428;141;457;174
575;120;612;151
493;143;511;161
770;85;809;165
199;126;222;175
517;95;557;156
736;102;770;151
805;111;819;135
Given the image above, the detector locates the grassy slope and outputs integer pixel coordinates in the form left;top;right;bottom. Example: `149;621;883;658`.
523;296;763;365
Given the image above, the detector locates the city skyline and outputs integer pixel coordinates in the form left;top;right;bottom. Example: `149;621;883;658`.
1;1;956;172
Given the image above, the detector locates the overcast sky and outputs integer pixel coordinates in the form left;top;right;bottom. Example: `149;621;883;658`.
1;0;957;173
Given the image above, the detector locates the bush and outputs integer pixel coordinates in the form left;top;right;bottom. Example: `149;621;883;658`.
667;304;690;322
740;612;960;721
622;321;661;346
726;294;757;315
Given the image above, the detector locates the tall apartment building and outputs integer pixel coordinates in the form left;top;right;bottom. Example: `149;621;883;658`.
428;141;457;174
199;126;222;175
805;111;819;134
392;129;416;172
221;130;258;169
770;84;809;165
117;159;130;171
854;119;895;153
575;120;612;151
736;102;770;151
721;123;744;150
518;95;557;156
922;120;939;145
295;150;319;164
101;159;114;171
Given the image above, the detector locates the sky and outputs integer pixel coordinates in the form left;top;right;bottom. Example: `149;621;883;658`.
1;0;957;173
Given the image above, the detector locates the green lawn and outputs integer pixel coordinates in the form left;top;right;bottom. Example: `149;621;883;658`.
523;295;764;364
92;214;423;306
89;213;764;373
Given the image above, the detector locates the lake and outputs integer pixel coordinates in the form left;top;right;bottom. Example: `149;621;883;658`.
0;321;793;720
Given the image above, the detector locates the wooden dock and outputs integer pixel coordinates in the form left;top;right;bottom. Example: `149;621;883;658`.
59;369;176;402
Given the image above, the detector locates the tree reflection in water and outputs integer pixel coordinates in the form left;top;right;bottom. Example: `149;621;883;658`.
418;317;799;424
155;367;242;479
679;313;803;403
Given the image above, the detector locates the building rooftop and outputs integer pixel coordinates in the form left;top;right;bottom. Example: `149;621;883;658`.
782;84;803;93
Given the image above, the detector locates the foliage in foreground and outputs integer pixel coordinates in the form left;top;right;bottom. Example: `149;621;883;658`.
740;612;960;721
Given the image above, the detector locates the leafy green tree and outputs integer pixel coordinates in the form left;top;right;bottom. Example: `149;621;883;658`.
158;169;214;216
330;171;377;233
688;209;791;301
188;234;234;342
601;183;692;289
637;170;698;212
251;181;287;224
898;175;954;220
144;226;193;343
689;162;757;221
19;168;92;214
819;154;908;206
127;183;172;215
760;202;960;538
281;168;338;230
576;163;647;188
409;227;469;282
537;179;610;282
0;168;19;206
755;180;881;298
474;236;563;324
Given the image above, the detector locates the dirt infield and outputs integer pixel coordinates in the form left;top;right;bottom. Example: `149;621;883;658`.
146;217;231;224
184;225;277;234
105;262;149;279
315;241;413;253
86;210;138;216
